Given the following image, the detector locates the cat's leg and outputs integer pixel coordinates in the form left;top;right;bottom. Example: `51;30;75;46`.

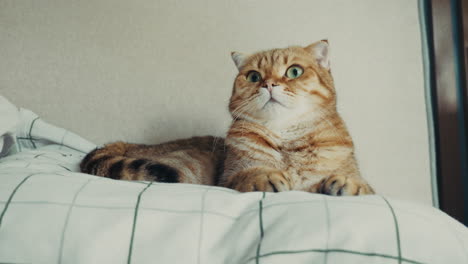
309;175;375;196
224;167;291;192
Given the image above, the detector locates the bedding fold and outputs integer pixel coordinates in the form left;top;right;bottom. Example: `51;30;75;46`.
0;94;96;157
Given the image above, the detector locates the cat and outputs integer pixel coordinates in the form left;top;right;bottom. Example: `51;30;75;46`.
80;40;374;195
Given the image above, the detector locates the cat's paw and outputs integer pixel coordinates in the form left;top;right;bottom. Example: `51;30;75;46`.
229;168;291;192
312;175;374;196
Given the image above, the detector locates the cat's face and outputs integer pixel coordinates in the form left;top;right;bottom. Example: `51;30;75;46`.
229;40;336;126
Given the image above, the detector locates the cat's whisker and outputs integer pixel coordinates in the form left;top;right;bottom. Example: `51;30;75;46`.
211;97;257;154
82;41;373;196
211;96;257;143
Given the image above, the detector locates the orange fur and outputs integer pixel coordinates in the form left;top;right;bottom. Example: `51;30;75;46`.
220;40;374;195
80;40;374;196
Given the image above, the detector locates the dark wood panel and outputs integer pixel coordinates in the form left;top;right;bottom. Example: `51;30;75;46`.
431;0;467;225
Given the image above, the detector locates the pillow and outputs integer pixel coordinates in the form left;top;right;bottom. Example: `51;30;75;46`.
0;144;467;264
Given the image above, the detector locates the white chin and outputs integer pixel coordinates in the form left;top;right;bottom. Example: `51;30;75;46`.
251;91;294;121
264;100;283;109
258;101;287;119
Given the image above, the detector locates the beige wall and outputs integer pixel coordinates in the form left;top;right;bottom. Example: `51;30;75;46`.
0;0;433;205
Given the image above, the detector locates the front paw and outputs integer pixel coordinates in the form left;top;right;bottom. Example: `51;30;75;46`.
229;168;291;192
313;175;374;196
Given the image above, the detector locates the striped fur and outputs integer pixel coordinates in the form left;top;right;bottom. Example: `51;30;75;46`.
80;136;226;185
80;40;374;196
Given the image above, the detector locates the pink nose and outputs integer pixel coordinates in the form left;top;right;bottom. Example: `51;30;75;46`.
262;81;279;92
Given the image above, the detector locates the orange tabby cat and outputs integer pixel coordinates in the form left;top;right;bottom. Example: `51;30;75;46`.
80;40;374;195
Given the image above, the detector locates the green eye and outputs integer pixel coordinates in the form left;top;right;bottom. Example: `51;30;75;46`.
286;65;304;79
246;71;262;82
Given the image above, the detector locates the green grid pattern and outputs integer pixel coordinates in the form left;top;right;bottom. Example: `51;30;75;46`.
382;196;402;263
255;192;266;264
0;173;37;230
242;192;427;264
0;191;455;231
248;248;425;264
196;187;211;264
12;109;91;155
27;117;40;149
57;179;92;263
0;111;466;263
0;166;463;263
127;181;153;264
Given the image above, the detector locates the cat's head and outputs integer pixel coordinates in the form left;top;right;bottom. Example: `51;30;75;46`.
229;40;336;126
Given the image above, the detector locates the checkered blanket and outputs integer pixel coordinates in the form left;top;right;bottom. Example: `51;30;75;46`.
0;100;467;263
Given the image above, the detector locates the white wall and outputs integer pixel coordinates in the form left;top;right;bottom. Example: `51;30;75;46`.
0;0;433;205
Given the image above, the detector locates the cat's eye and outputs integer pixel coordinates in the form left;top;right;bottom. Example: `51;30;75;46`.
286;65;304;79
246;71;262;83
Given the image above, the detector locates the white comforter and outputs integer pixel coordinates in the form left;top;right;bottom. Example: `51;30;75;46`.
0;97;467;264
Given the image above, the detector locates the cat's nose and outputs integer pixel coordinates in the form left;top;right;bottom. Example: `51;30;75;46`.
261;81;279;92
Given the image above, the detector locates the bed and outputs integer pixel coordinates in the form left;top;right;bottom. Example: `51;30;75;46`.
0;99;467;264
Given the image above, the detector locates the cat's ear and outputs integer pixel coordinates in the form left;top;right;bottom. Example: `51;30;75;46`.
231;51;248;70
305;39;330;70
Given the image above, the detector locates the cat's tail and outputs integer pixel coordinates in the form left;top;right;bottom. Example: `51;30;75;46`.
80;142;180;182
